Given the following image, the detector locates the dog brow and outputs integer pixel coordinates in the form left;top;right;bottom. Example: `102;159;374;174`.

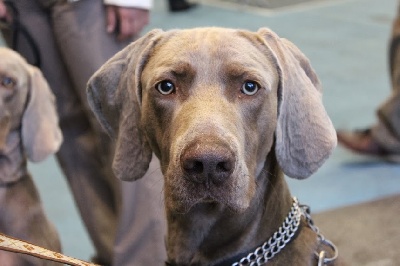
154;61;196;81
224;63;263;81
169;61;195;76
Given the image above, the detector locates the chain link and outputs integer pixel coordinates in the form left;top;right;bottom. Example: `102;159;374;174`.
231;198;339;266
232;198;302;266
300;204;339;265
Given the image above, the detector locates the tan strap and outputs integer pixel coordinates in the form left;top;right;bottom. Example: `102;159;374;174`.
0;233;98;266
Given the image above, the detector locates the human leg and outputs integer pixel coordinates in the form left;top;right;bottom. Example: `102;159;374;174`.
337;5;400;160
50;1;167;264
370;6;400;153
113;156;167;266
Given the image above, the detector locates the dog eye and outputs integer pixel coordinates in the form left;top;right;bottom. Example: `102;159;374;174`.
1;76;16;89
241;81;259;96
156;80;175;95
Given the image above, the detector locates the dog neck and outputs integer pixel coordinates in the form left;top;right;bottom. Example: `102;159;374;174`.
0;131;28;185
165;153;294;266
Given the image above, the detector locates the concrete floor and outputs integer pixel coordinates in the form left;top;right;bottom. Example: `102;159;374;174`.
1;0;400;262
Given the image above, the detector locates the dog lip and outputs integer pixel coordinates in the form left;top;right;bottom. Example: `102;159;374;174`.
193;196;221;210
203;195;216;203
171;194;219;213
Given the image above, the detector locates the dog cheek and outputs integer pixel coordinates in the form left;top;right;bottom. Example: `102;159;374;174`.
225;130;260;212
143;94;178;161
244;95;278;173
226;165;257;212
0;115;11;150
141;102;165;159
163;165;194;213
164;181;181;213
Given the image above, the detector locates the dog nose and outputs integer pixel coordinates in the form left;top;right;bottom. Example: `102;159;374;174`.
180;142;235;185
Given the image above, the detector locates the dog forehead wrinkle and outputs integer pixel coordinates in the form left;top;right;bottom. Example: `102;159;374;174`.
160;28;235;61
149;61;196;81
149;28;274;88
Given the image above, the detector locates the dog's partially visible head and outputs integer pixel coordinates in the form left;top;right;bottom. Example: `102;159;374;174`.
0;47;62;162
87;27;336;213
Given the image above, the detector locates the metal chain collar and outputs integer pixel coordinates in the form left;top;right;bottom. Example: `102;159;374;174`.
231;198;338;266
232;198;302;266
300;204;339;266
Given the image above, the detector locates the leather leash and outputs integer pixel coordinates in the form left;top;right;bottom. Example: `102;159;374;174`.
0;233;98;266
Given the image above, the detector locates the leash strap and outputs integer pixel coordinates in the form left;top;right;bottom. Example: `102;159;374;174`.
0;233;98;266
0;1;42;67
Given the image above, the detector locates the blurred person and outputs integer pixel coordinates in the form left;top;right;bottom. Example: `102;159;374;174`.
337;5;400;162
0;0;166;265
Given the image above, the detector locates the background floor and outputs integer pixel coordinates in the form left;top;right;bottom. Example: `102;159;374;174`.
1;0;400;263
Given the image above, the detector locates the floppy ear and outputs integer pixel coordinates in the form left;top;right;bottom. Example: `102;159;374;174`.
87;29;163;181
22;66;63;162
257;28;337;179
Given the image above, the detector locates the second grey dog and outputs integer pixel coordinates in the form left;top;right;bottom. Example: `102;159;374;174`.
0;47;62;265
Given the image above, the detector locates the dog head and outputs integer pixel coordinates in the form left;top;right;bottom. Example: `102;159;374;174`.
87;27;336;213
0;47;62;162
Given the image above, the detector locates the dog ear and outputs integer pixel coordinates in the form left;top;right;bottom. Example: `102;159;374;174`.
87;29;163;181
22;66;63;162
257;28;337;179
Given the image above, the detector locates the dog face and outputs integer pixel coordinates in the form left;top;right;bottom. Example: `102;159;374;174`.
87;27;337;213
0;47;62;162
140;28;279;212
0;48;29;148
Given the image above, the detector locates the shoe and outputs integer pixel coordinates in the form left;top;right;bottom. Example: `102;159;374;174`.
337;128;400;162
169;0;198;12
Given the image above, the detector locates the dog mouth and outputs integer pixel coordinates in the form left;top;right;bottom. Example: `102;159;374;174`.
194;194;224;207
165;169;254;214
167;190;224;213
203;196;216;203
